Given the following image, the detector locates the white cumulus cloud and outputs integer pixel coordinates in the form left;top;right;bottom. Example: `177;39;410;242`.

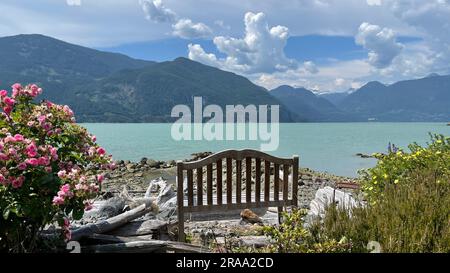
66;0;81;6
139;0;176;23
366;0;381;6
383;0;450;74
303;61;319;74
355;22;403;69
188;12;297;74
173;19;212;39
187;44;218;67
139;0;212;39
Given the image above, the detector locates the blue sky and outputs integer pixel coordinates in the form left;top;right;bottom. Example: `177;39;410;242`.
100;35;421;65
1;0;449;92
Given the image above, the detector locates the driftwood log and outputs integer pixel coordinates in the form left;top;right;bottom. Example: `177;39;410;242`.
82;236;209;253
71;203;155;241
107;219;168;237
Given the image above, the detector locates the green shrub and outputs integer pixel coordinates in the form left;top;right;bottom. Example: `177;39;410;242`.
359;134;449;204
239;209;352;253
313;134;450;253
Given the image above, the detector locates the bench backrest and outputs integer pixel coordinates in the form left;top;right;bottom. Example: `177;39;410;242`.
176;149;299;241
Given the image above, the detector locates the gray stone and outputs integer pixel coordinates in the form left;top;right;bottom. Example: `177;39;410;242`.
146;159;160;168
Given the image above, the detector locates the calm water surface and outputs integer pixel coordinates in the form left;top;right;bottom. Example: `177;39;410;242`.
82;123;450;177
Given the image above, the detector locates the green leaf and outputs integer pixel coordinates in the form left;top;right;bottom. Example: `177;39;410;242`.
3;208;10;220
72;207;84;220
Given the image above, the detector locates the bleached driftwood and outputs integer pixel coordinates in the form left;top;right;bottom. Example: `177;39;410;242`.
107;219;168;237
71;203;156;241
82;239;208;253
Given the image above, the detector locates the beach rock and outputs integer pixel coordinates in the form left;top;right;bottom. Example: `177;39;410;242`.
146;159;160;168
305;186;359;225
189;152;213;161
140;157;148;164
126;163;136;172
240;209;263;225
167;160;176;167
356;153;372;158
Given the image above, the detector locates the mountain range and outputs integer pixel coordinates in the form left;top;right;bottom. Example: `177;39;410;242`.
0;34;449;122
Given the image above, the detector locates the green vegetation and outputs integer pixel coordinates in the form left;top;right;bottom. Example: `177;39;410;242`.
249;134;450;253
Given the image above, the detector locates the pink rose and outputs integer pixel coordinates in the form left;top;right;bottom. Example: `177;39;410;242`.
37;115;46;123
38;156;50;166
0;153;8;161
11;176;25;189
96;147;106;155
17;162;27;170
45;166;52;173
3;97;15;106
63;105;74;117
52;196;64;205
27;150;37;158
0;90;7;97
57;170;67;179
26;144;37;157
42;123;51;131
50;147;58;160
11;83;22;91
25;158;39;166
8;148;17;156
13;134;24;142
30;84;42;97
91;135;97;142
4;135;15;143
96;174;104;183
3;106;12;115
61;184;71;194
0;174;6;186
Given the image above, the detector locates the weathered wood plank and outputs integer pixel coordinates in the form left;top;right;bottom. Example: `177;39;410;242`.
264;160;270;202
184;200;294;213
236;159;242;204
293;156;299;206
181;149;293;170
177;161;185;242
197;167;203;206
187;169;194;206
255;158;261;203
246;157;252;203
207;164;213;205
274;164;280;201
226;158;232;204
216;159;222;205
283;164;289;201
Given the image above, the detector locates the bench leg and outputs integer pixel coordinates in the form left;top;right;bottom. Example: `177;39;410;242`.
277;206;283;224
178;211;185;242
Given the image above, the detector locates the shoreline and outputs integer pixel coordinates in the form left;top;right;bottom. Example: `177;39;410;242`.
101;153;358;209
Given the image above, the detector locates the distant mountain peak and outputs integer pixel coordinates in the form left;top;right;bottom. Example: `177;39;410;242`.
425;72;440;78
364;81;385;88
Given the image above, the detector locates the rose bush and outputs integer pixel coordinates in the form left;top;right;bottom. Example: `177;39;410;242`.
0;83;114;252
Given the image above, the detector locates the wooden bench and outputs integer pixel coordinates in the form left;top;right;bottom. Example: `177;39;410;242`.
176;149;299;242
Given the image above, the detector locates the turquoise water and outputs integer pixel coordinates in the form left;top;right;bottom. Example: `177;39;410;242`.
82;123;450;177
